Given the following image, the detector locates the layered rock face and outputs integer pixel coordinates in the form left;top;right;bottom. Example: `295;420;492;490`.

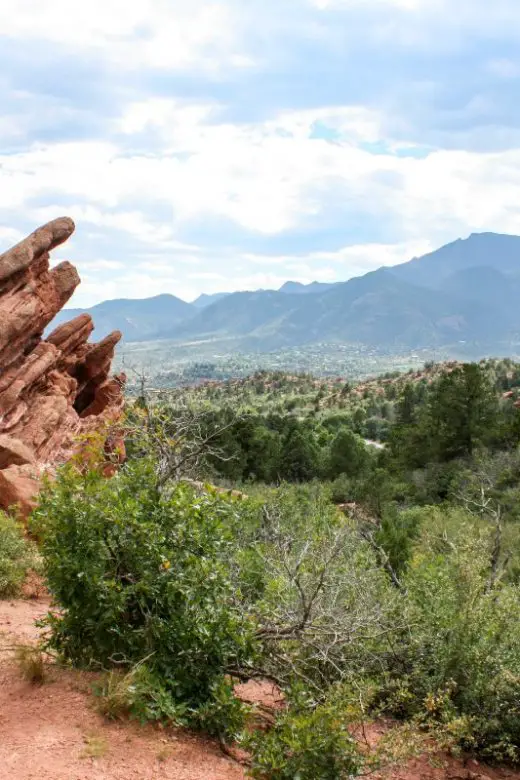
0;218;125;515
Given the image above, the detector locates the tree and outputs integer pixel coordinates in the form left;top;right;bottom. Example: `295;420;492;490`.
340;381;351;397
397;384;416;425
280;422;320;482
243;423;282;483
427;364;497;461
326;429;368;480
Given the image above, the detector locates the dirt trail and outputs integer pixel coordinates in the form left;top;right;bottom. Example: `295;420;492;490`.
0;597;243;780
1;596;519;780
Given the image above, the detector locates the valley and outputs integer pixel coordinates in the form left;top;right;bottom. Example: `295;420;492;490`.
50;231;520;390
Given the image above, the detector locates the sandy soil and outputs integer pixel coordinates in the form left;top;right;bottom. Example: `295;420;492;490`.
1;594;519;780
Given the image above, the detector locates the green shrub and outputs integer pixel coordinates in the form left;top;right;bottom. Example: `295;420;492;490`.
0;512;35;598
245;700;363;779
378;520;520;762
29;428;520;764
193;676;249;739
374;505;422;578
326;429;369;480
329;474;353;504
32;459;256;734
249;484;399;692
95;664;186;724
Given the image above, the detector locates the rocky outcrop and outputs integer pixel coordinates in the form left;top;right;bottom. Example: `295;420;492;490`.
0;218;125;515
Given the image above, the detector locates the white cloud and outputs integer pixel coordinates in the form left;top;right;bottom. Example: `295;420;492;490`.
119;99;218;142
4;104;520;262
2;0;520;308
0;226;25;249
79;270;201;307
188;271;226;280
0;0;247;71
76;258;126;272
243;240;433;278
0;103;419;237
311;0;520;56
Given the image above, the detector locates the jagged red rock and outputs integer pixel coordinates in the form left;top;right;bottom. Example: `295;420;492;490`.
0;218;125;516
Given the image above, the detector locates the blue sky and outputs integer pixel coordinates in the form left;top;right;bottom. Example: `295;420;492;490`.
1;0;520;307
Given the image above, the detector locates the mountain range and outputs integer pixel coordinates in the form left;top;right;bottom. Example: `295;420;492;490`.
48;232;520;352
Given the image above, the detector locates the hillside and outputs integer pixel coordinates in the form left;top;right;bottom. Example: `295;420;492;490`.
50;232;520;352
390;232;520;288
2;595;516;780
48;293;194;341
167;263;514;351
6;357;520;777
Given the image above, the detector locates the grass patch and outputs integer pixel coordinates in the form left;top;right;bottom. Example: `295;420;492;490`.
95;669;135;720
80;733;108;759
15;644;46;684
156;745;174;763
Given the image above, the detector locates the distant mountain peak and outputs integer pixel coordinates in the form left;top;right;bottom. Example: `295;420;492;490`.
279;281;306;292
192;292;231;309
390;231;520;290
279;280;337;295
47;230;520;352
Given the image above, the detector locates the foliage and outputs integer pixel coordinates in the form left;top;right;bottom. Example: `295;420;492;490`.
95;664;183;724
427;364;497;460
326;428;369;480
32;459;255;735
28;358;520;765
377;516;520;763
243;485;400;693
388;363;501;472
374;506;422;578
329;474;353;504
245;698;363;779
193;676;249;739
0;512;36;598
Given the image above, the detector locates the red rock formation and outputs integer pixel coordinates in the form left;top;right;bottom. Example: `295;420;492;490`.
0;218;125;516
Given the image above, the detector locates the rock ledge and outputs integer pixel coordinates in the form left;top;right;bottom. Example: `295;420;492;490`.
0;218;125;515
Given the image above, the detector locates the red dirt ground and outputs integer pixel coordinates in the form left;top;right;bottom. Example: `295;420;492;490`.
1;594;520;780
0;596;243;780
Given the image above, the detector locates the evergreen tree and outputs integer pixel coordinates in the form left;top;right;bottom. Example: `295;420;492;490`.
280;422;320;482
397;384;416;424
326;429;368;480
427;364;497;461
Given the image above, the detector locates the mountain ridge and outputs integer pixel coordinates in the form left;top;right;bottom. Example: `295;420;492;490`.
49;231;520;351
48;293;194;341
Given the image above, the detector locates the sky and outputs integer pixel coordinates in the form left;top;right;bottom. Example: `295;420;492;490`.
2;0;520;307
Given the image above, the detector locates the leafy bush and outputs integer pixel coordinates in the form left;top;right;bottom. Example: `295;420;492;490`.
193;676;249;739
329;474;353;504
0;512;35;598
326;428;369;480
32;459;256;734
245;699;363;779
378;519;520;762
28;399;520;766
374;506;422;578
95;664;186;724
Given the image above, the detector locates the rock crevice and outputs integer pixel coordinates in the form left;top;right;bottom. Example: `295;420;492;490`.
0;218;125;515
